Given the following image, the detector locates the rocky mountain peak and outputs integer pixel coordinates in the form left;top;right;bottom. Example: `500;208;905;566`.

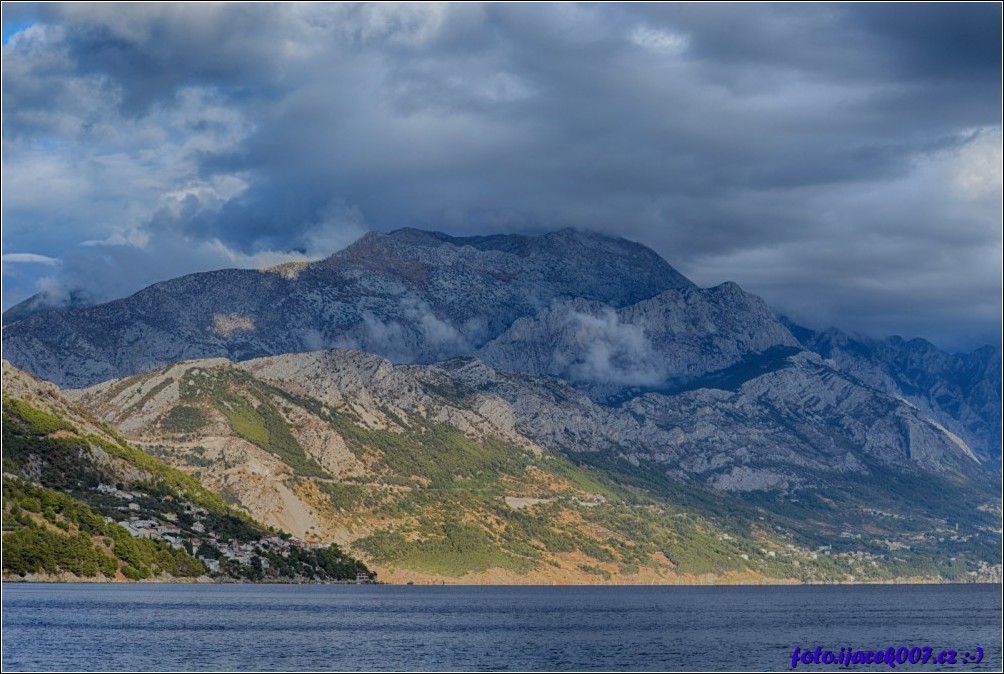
3;228;694;388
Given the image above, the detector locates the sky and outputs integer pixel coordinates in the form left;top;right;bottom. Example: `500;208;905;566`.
1;2;1001;351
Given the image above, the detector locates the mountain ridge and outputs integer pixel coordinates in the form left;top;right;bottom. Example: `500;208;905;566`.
782;318;1002;468
4;227;998;469
68;349;1001;583
2;228;693;388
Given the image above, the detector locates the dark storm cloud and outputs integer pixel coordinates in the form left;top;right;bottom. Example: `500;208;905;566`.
846;2;1001;81
2;2;1000;351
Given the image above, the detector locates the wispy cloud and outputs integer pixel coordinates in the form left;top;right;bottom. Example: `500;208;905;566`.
2;253;59;266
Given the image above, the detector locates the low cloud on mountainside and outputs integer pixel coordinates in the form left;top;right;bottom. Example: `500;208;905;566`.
1;3;1000;350
558;308;666;388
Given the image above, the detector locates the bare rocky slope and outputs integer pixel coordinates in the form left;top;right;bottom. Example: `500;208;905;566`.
72;349;1001;583
476;282;801;402
784;319;1002;469
2;228;692;389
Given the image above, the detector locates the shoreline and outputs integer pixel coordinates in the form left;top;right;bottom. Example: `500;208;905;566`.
5;574;998;587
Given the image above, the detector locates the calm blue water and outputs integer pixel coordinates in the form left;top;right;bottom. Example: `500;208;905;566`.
2;584;1000;671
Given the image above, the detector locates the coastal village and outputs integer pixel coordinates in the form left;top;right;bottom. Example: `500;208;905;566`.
97;481;1000;584
92;483;374;583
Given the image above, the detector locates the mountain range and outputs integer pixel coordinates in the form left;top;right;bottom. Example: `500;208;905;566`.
2;227;1000;583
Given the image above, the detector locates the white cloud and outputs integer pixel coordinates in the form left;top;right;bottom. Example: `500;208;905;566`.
326;1;449;46
2;253;59;265
630;26;688;54
952;128;1003;200
557;307;666;386
159;174;250;220
301;202;371;259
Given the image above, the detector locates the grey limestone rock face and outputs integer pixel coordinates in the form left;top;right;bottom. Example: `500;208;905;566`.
785;320;1002;469
476;282;800;401
140;348;982;495
3;228;692;388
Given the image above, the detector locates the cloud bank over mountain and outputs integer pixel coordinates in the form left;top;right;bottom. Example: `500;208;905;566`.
2;3;1000;349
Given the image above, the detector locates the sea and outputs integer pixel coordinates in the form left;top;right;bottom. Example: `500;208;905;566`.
2;583;1001;672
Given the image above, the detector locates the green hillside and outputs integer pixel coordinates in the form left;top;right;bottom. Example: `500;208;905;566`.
1;385;374;583
111;361;1001;584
